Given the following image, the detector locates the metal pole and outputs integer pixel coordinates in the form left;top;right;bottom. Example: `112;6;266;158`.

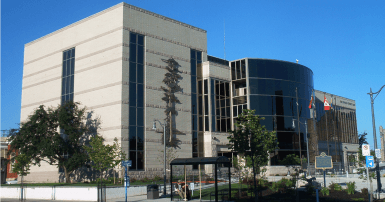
368;86;385;199
296;87;302;167
163;123;167;196
125;167;127;202
306;120;310;175
323;169;326;188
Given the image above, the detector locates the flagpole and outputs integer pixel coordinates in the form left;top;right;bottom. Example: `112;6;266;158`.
325;94;329;156
312;89;318;158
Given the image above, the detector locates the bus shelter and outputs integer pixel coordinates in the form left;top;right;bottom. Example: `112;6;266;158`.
170;156;231;202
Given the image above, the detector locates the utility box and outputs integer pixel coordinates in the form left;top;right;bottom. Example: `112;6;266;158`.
147;184;159;199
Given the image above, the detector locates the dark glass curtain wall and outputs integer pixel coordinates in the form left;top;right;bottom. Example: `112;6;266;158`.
247;59;314;165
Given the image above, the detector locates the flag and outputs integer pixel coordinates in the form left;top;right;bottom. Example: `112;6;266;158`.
324;96;330;110
308;96;313;109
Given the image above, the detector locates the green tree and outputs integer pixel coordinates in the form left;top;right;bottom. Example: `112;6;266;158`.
357;132;369;166
84;135;126;183
228;109;278;202
8;102;90;183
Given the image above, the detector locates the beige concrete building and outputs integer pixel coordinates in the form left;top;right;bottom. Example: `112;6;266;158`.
20;2;359;182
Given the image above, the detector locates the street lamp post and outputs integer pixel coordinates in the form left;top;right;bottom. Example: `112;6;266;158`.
293;119;310;176
152;119;167;196
368;85;385;199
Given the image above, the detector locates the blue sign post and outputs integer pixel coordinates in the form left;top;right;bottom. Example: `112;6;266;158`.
366;156;374;168
122;160;132;202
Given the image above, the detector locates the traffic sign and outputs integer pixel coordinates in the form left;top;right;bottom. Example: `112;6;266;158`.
375;149;381;159
366;156;374;168
122;160;132;167
362;144;370;156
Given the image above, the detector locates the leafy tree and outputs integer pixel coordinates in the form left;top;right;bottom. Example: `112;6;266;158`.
84;135;126;183
357;132;369;165
160;58;183;147
8;102;90;183
228;109;278;202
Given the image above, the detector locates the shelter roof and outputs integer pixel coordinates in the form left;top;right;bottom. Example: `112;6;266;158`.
170;156;230;165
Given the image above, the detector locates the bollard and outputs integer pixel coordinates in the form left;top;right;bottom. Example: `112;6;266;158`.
316;188;319;202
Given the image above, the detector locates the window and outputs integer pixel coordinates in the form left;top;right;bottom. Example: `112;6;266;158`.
129;32;145;170
61;48;75;104
215;79;231;132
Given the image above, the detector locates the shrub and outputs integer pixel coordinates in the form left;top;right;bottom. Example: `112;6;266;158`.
361;188;368;195
269;182;280;192
141;177;149;182
320;187;330;196
130;178;137;183
153;175;162;181
329;183;342;191
275;174;280;176
346;182;356;195
305;184;315;195
328;183;335;192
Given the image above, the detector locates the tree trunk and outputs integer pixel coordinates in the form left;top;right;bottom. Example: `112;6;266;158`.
252;157;258;202
169;110;172;143
63;166;70;183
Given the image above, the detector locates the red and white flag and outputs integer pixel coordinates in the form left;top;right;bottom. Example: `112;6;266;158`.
308;96;313;109
324;96;330;110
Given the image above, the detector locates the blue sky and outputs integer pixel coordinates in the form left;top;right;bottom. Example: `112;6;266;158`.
1;1;385;150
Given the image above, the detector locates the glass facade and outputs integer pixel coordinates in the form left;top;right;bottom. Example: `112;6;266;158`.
191;49;204;168
247;59;314;165
129;32;144;170
61;48;75;104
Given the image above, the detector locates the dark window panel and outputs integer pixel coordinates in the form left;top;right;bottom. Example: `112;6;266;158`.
70;75;74;93
129;84;136;107
205;116;209;131
225;83;230;97
137;45;144;64
221;108;225;117
191;93;197;114
198;80;202;95
66;76;70;95
231;62;236;80
233;106;237;117
137;151;144;170
63;52;67;61
191;61;196;77
61;95;65;104
129;126;137;150
191;76;197;94
129;43;137;63
198;95;203;115
211;115;216;132
129;151;137;170
204;80;208;94
226;118;231;132
199;116;203;131
192;115;197;131
221;119;226;132
226;98;230;107
70;59;75;75
220;83;225;96
67;51;71;60
71;48;75;58
130;33;137;44
137;108;144;127
226;107;231;118
69;94;73;102
137;64;143;84
204;95;208;116
236;60;241;79
197;51;202;61
241;60;246;79
217;119;221;132
66;60;71;76
62;78;66;95
190;50;196;60
137;127;144;150
129;107;136;126
137;84;144;108
137;35;144;45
